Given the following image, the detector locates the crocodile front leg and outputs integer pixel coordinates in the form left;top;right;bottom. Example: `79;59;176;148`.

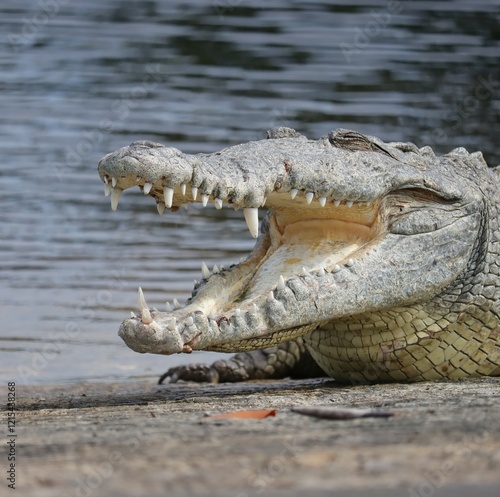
158;338;326;384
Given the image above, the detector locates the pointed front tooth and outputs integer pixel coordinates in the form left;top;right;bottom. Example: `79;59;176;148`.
346;200;353;208
138;287;149;311
201;261;211;279
243;207;259;238
143;182;153;195
334;199;341;207
157;202;166;215
111;177;117;187
319;196;327;207
290;188;298;199
318;267;326;277
141;308;153;325
167;318;176;331
163;186;174;208
130;311;137;318
185;316;194;326
332;264;341;273
111;188;123;211
165;301;172;312
277;275;285;291
267;291;275;303
346;258;355;267
104;183;112;196
103;176;109;185
306;192;314;204
214;198;223;210
181;183;187;195
201;194;209;207
173;298;182;309
301;267;309;277
213;264;219;274
192;186;198;201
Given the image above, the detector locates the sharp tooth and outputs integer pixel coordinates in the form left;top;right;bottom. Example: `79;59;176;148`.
277;275;285;291
104;183;112;196
157;202;165;215
234;308;242;317
111;188;123;211
213;264;219;274
346;200;353;208
143;182;153;195
141;308;153;325
290;188;298;199
165;301;172;312
194;279;199;287
334;199;341;207
243;208;259;238
346;258;355;267
318;267;326;277
173;298;182;309
239;256;246;263
181;183;187;195
103;176;109;185
301;267;309;277
130;311;137;318
167;318;176;331
186;317;194;326
192;186;198;201
319;196;327;207
201;261;211;279
306;192;314;204
332;264;341;273
136;177;141;182
163;186;174;208
111;177;117;187
138;287;148;311
201;194;209;207
214;198;223;210
267;291;275;303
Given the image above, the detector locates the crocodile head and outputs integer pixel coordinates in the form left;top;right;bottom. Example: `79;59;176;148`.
98;128;491;359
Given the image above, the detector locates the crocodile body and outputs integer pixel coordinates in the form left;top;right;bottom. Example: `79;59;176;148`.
98;128;500;383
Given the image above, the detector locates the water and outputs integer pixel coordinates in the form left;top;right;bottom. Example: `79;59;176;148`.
1;0;499;384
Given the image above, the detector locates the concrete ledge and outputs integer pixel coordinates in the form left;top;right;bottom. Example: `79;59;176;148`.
12;377;500;496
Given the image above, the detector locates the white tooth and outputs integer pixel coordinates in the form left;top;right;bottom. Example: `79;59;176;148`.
111;177;117;187
194;279;199;287
346;258;355;267
163;187;174;208
138;287;148;311
186;317;194;326
173;298;181;309
136;177;141;183
213;264;219;274
301;267;308;277
111;188;123;211
346;200;353;208
201;194;209;207
239;256;246;263
104;183;112;196
201;261;211;279
157;202;165;215
214;198;223;210
234;308;242;317
181;183;187;195
167;318;176;331
192;186;198;201
332;264;341;273
141;308;153;325
319;196;327;207
262;197;267;206
243;207;259;238
103;176;109;185
318;267;326;277
267;291;275;303
334;199;341;207
143;182;153;195
367;200;372;206
290;188;298;199
209;310;216;320
277;275;285;291
165;302;172;312
306;192;314;204
130;311;137;318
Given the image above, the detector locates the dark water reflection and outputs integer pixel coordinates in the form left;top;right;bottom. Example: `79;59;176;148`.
1;0;499;383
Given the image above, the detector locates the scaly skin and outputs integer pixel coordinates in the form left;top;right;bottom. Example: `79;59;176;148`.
98;128;500;383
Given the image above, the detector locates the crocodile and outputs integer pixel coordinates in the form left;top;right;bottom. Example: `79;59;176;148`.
98;128;500;384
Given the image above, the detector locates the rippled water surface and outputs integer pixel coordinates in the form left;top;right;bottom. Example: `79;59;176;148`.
1;0;499;384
